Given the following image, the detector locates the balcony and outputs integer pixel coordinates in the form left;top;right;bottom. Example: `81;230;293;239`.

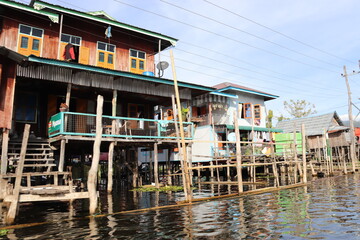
48;112;194;140
192;113;229;126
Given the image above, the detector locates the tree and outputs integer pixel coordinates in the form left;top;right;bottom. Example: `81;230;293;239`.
277;114;290;122
283;99;316;118
266;109;273;128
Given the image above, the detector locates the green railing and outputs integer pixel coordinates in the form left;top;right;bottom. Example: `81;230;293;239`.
48;112;194;139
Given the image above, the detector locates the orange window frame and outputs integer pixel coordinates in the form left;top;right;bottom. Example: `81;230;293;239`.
243;103;252;119
17;24;43;57
129;49;146;74
96;41;115;69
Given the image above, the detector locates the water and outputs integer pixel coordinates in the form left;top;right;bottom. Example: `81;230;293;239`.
2;174;360;239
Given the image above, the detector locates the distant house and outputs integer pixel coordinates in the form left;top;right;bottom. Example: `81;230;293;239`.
276;112;350;149
191;82;282;162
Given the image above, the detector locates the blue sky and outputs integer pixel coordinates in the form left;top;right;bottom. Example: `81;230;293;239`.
23;0;360;121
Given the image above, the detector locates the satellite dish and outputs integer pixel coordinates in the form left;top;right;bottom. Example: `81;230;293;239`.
156;61;169;78
227;132;236;142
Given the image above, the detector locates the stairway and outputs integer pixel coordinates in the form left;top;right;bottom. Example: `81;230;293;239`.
7;140;57;173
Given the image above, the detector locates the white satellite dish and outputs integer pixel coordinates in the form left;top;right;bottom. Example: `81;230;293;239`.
227;132;236;142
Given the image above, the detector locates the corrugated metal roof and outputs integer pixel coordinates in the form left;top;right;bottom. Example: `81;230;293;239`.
0;0;59;23
32;0;177;47
213;82;278;101
276;112;347;136
26;55;215;92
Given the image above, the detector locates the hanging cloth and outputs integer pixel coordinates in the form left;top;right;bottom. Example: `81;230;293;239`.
63;43;75;61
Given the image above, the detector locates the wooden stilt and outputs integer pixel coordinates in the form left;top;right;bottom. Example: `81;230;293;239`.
342;147;348;174
233;112;243;193
154;142;159;188
59;139;66;172
88;95;103;214
210;161;214;181
301;124;307;183
107;90;117;193
166;147;172;185
1;128;9;174
6;124;30;224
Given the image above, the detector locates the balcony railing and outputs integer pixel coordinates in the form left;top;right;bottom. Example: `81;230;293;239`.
48;112;194;140
194;113;229;126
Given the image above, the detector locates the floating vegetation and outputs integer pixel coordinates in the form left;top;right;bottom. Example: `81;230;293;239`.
131;185;184;192
0;229;9;236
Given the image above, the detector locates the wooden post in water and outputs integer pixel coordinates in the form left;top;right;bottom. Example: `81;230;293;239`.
170;50;191;202
154;142;159;188
6;124;30;224
342;147;348;174
167;147;172;185
233;112;243;193
1;128;9;174
107;90;117;193
88;95;103;214
302;124;307;183
292;126;298;183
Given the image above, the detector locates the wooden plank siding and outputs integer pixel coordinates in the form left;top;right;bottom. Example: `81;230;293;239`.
0;7;156;73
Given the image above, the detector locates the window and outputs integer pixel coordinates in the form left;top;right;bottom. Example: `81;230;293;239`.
61;33;81;46
254;104;261;119
129;49;146;74
243;103;252;119
17;24;44;56
97;41;115;69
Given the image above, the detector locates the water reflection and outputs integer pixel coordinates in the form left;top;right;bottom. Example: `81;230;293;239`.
3;174;360;239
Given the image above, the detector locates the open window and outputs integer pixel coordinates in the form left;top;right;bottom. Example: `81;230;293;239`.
97;41;115;69
17;24;43;56
243;103;252;119
130;49;146;74
254;104;261;119
60;33;89;64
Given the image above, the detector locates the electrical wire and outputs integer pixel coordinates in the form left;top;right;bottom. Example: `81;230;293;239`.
202;0;355;64
160;0;341;68
111;0;338;74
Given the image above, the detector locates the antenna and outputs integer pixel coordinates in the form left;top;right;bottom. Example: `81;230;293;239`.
156;61;169;77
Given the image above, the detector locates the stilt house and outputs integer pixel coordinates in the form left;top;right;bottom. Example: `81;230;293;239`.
0;0;214;184
190;82;282;162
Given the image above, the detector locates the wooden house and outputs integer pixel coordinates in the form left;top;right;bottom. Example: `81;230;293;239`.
190;82;281;162
0;0;214;184
276;111;350;149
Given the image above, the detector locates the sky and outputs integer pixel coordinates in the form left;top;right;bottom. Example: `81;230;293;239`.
22;0;360;122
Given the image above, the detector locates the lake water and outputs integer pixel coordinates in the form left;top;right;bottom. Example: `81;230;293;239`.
2;174;360;239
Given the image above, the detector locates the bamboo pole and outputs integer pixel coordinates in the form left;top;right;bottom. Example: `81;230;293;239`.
233;112;243;193
88;95;103;214
170;50;191;202
171;95;188;197
6;124;30;224
301;124;307;183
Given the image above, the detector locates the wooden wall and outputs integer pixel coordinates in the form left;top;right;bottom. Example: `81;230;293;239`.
0;7;156;72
